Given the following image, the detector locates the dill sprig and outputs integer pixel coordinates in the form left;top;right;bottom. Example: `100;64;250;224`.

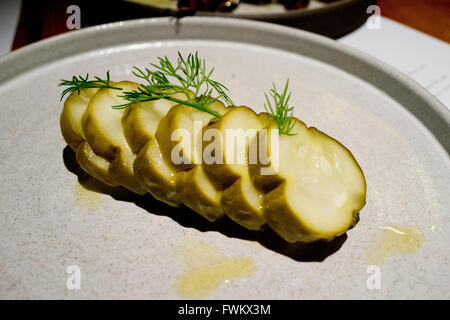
113;52;234;118
58;71;122;101
264;79;297;136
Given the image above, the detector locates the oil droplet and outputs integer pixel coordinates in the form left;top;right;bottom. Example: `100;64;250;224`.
73;182;102;209
367;225;424;265
173;237;256;299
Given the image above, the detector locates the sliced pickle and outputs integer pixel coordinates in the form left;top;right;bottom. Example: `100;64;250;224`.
202;107;272;230
60;87;118;187
75;141;118;187
81;81;145;194
251;119;366;242
122;92;187;154
202;107;263;188
176;166;223;221
248;121;285;192
221;172;265;230
60;80;366;243
121;94;188;204
155;102;227;170
60;87;99;150
155;101;227;220
133;138;180;207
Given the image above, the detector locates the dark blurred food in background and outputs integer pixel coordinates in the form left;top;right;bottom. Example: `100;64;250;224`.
278;0;310;10
178;0;240;12
13;0;377;51
176;0;312;12
113;0;376;38
11;0;450;53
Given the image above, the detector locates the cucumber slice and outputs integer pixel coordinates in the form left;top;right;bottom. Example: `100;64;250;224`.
81;81;146;194
60;87;118;187
156;102;228;170
176;166;223;221
122;93;186;154
248;121;285;192
60;87;99;150
155;101;227;220
221;172;265;230
75;141;118;187
134;138;181;207
251;119;366;242
202;107;270;230
121;94;187;205
202;107;263;188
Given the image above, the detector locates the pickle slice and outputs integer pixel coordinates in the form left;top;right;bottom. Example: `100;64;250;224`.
251;119;366;242
60;87;118;186
202;107;271;230
202;107;263;187
176;166;223;221
220;172;265;230
156;103;226;170
60;87;99;150
122;93;187;154
81;81;146;194
134;138;180;207
155;101;227;220
121;95;187;205
75;141;118;187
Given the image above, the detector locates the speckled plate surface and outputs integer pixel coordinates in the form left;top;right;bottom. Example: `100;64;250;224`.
0;17;449;299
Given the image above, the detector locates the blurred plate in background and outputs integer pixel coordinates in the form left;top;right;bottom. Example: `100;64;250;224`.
84;0;377;38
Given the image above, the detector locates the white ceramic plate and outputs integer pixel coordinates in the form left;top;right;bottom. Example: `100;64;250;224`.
0;17;448;299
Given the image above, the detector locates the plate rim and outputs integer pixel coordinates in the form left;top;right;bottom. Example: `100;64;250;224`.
0;16;448;153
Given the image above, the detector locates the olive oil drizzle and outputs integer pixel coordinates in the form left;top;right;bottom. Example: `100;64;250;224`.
367;225;424;265
73;182;102;209
173;237;256;298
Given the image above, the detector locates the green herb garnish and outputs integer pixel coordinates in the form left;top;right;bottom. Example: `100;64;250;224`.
58;71;122;101
264;79;297;136
113;52;234;118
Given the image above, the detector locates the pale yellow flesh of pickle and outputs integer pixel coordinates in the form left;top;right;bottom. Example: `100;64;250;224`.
122;94;186;154
133;138;180;207
202;107;270;230
61;88;119;187
81;81;146;194
254;121;366;242
155;102;227;221
60;87;99;150
75;141;118;187
122;94;187;205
